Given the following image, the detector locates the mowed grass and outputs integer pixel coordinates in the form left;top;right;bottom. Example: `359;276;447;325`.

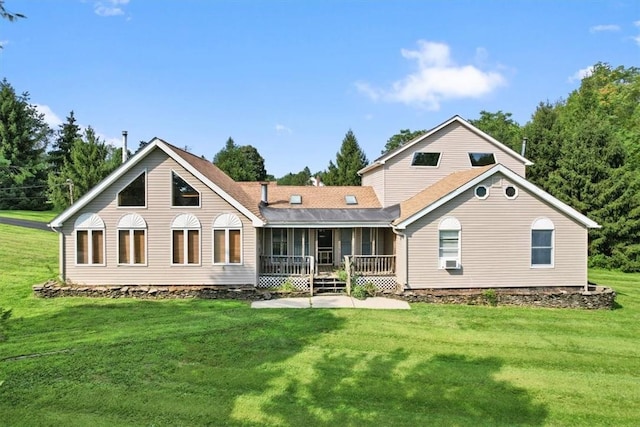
0;210;58;223
1;224;639;426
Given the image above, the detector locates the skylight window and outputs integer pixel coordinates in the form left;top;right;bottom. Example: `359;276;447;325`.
345;195;357;205
290;195;302;204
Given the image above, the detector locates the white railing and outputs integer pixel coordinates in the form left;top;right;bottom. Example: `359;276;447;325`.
348;255;395;275
260;255;314;276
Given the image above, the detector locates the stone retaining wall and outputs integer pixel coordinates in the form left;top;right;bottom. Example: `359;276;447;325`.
33;281;616;309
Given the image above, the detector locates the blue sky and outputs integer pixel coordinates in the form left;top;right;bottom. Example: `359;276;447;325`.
1;0;638;177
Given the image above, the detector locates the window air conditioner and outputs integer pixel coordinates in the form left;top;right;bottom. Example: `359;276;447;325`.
444;259;459;269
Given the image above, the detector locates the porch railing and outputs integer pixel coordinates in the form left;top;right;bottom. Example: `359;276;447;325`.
259;255;314;276
348;255;396;275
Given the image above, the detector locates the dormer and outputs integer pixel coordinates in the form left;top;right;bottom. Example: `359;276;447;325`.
359;115;532;207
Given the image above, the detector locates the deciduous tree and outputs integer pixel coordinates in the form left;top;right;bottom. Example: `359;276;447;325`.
213;137;267;181
382;129;426;154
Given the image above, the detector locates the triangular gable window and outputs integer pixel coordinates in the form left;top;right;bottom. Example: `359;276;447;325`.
172;171;200;207
118;172;146;207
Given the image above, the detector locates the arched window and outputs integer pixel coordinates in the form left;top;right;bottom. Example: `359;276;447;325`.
438;217;461;269
213;213;242;264
531;218;554;267
117;213;147;265
74;213;105;265
171;214;201;265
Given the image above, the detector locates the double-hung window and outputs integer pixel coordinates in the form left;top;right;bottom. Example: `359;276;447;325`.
74;213;105;265
171;214;201;265
213;213;243;264
531;218;554;267
438;217;461;269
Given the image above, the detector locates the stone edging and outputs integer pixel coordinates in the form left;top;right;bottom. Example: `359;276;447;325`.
32;282;616;309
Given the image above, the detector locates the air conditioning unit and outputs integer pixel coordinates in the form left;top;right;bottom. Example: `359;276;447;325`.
443;259;460;270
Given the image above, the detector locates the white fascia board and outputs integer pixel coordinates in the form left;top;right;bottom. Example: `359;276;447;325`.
48;139;162;229
263;222;392;228
395;165;600;230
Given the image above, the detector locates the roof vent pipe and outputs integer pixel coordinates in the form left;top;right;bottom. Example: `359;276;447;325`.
122;131;128;163
260;182;269;205
521;137;528;157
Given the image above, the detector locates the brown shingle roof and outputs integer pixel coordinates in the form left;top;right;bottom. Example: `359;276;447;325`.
393;165;494;225
237;182;382;209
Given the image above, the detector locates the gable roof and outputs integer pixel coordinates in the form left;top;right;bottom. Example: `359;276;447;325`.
358;115;533;175
393;164;600;230
49;138;265;228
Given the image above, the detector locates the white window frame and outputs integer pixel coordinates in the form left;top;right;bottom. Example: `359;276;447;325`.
117;169;147;209
438;217;461;269
117;213;148;266
531;217;555;268
74;213;106;267
504;185;519;200
171;214;202;266
411;151;442;168
171;170;201;209
213;213;243;265
474;185;489;200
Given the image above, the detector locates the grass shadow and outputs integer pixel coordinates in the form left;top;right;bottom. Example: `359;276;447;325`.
260;349;548;426
0;299;344;425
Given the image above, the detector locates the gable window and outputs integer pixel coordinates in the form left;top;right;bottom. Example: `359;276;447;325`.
117;213;147;265
74;213;105;265
438;217;461;269
475;185;489;200
504;185;518;199
469;152;496;167
531;218;554;267
213;213;243;264
172;171;200;207
171;214;201;265
118;171;146;207
412;152;441;167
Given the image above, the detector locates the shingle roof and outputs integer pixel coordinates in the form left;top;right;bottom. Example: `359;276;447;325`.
393;165;493;225
236;182;382;209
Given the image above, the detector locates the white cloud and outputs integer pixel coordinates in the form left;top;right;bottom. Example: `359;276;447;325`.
634;20;640;27
275;124;293;135
94;0;129;17
589;24;620;33
356;40;506;110
568;66;594;83
33;104;63;128
0;40;8;48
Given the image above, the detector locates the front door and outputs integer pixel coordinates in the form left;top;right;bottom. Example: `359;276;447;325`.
317;229;333;269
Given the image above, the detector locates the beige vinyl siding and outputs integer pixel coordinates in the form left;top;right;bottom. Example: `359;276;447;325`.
63;148;257;286
403;173;588;289
370;122;526;207
361;168;384;206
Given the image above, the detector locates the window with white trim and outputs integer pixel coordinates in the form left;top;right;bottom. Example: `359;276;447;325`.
438;217;461;269
117;213;147;265
531;218;554;267
411;152;441;167
475;185;489;199
468;152;496;167
213;213;242;264
118;171;146;207
74;213;105;265
171;214;201;265
172;171;200;207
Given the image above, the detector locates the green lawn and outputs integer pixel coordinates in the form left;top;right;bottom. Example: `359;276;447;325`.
1;224;639;426
0;210;59;223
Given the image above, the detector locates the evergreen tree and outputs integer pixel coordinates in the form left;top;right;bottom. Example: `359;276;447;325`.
382;129;426;154
323;130;368;186
213;137;267;181
522;102;563;191
48;127;121;210
49;110;81;172
278;166;312;185
0;79;51;210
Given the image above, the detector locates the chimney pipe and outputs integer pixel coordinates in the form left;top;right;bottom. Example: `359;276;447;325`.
521;137;528;157
122;131;128;163
260;182;269;205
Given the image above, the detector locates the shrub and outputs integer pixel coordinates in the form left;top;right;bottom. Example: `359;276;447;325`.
482;289;498;306
278;280;296;293
351;285;367;300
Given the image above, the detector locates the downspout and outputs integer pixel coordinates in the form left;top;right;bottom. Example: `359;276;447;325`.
392;226;408;290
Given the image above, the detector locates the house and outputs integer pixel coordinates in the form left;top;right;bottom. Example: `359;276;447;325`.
48;115;600;294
